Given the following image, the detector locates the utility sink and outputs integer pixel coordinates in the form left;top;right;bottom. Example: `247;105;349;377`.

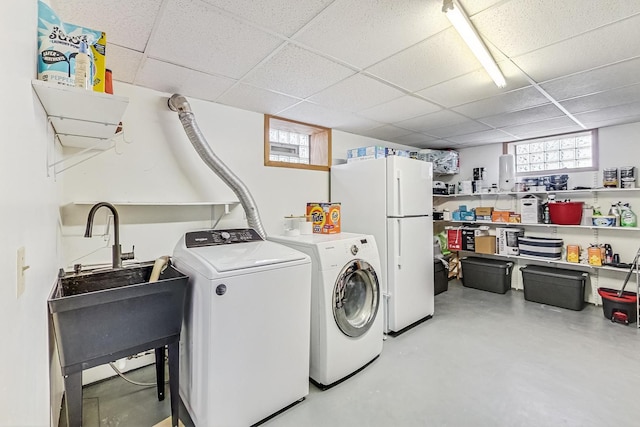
49;261;188;427
48;262;188;371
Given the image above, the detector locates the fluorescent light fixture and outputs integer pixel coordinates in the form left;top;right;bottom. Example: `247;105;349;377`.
442;0;506;88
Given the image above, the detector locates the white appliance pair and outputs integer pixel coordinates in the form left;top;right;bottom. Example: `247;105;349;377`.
331;156;435;334
173;229;312;427
269;232;383;389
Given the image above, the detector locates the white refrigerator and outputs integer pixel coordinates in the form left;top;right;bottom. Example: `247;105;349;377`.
331;156;434;334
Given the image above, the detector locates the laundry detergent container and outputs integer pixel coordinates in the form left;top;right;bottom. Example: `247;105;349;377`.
520;265;588;311
548;201;584;225
461;257;514;294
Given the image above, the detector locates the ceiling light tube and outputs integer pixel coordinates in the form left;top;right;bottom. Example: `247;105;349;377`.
443;0;506;88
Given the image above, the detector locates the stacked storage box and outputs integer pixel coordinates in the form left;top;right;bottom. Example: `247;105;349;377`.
520;265;588;311
461;257;514;294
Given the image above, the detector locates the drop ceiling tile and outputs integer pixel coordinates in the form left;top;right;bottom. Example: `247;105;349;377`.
453;87;549;119
421;140;457;149
308;74;405;113
202;0;334;36
499;117;581;139
359;125;413;141
51;0;163;51
473;0;640;57
147;0;283;79
574;101;640;127
333;116;383;134
427;120;492;139
136;59;236;102
393;133;437;146
512;15;640;82
106;45;143;83
293;0;448;69
216;83;302;115
540;58;640;101
447;129;514;145
243;44;356;98
396;110;469;132
559;84;640;115
416;60;530;108
358;96;441;123
479;104;564;128
277;101;353;128
365;27;483;92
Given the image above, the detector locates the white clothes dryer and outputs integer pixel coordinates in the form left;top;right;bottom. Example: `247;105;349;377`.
269;232;383;389
173;229;311;427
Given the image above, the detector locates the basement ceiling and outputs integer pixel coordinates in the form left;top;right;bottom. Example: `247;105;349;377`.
51;0;640;149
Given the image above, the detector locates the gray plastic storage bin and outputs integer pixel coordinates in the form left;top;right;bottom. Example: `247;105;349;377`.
520;265;588;311
434;259;448;295
461;257;514;294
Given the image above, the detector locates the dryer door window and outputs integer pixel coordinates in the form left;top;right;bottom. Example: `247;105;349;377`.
333;260;380;338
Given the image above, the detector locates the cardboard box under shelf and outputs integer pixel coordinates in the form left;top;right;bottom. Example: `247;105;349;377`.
475;235;496;254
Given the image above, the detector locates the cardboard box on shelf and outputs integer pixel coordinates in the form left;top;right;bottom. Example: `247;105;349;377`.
475;207;493;216
492;211;513;223
520;196;541;224
497;227;524;255
461;228;490;251
475;235;497;254
447;228;462;250
508;214;522;223
306;203;341;234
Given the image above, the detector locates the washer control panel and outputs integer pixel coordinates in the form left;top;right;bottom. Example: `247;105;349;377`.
185;229;263;248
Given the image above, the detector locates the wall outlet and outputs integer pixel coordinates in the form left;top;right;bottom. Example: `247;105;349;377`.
16;247;29;298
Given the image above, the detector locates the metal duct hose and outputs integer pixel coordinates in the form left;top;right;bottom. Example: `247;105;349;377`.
168;94;267;239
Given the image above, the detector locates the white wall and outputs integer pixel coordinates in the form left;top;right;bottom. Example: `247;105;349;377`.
1;1;64;426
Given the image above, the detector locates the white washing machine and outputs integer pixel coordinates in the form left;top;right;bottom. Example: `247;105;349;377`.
269;232;383;389
173;228;312;427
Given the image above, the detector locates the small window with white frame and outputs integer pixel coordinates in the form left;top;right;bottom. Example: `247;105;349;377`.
506;129;598;176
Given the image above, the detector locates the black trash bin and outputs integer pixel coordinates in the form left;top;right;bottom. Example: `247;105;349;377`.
434;259;448;295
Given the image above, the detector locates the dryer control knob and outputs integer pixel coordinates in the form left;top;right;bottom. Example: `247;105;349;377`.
350;245;359;255
220;231;231;241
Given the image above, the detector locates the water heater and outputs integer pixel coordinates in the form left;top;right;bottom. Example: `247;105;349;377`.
499;154;515;192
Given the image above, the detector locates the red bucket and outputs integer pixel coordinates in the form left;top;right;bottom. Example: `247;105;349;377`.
597;287;638;323
548;201;584;225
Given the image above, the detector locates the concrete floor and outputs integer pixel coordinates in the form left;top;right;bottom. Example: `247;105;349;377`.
61;280;640;427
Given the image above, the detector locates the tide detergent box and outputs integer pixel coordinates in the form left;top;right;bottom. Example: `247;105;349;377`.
306;203;341;234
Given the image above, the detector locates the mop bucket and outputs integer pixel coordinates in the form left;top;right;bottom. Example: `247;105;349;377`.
597;288;638;324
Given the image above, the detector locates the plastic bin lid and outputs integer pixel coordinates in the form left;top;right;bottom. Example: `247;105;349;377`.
520;264;588;280
461;256;513;268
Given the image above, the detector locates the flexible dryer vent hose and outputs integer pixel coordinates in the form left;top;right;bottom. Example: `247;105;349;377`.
168;94;267;240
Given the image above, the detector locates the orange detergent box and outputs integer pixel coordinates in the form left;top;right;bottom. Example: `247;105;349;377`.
307;203;341;234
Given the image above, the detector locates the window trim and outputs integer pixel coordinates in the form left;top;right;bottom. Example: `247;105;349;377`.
504;129;599;177
264;115;332;172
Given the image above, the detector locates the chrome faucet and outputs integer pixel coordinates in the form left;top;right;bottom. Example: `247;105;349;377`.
84;202;134;269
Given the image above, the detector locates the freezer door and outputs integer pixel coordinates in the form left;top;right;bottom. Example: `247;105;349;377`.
386;156;433;217
386;216;434;333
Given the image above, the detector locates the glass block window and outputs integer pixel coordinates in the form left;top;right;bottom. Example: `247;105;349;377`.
265;115;331;171
509;130;597;175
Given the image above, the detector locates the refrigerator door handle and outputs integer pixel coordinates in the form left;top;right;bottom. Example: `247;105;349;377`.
395;169;403;217
395;219;402;268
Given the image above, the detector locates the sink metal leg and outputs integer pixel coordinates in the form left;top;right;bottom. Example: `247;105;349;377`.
64;371;82;427
168;340;180;427
155;347;165;401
